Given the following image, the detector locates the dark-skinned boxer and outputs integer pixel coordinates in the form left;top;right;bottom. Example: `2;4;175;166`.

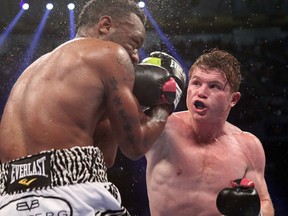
0;0;181;215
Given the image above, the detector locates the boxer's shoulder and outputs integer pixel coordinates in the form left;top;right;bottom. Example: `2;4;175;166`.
57;38;127;59
53;38;131;72
73;38;126;53
169;111;189;124
224;121;242;134
225;122;258;142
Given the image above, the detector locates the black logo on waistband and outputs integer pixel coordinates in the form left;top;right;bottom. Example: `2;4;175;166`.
6;152;51;193
17;199;40;211
0;195;73;215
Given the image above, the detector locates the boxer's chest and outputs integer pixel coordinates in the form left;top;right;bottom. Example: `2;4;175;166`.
169;138;247;185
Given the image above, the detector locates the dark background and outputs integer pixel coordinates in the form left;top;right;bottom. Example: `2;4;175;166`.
1;0;288;215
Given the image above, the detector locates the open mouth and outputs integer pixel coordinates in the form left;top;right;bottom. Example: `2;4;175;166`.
194;100;206;110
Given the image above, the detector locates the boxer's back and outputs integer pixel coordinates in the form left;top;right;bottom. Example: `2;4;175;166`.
0;39;110;162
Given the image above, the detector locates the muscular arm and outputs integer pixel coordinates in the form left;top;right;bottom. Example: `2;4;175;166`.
96;44;168;161
258;180;274;216
244;133;274;216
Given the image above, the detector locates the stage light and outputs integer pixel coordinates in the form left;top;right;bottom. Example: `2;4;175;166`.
138;1;145;8
20;9;51;72
22;3;29;10
46;3;53;10
67;3;75;10
68;3;76;39
0;9;25;48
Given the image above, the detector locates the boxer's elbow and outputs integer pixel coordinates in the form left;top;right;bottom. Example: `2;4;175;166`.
104;156;116;168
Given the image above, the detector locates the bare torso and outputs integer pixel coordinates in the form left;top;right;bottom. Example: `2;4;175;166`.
146;111;261;216
0;38;124;162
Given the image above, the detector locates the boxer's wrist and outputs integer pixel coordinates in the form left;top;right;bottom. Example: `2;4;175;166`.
145;105;169;123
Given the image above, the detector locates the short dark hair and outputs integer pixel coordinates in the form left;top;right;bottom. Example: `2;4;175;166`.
189;48;242;92
77;0;146;30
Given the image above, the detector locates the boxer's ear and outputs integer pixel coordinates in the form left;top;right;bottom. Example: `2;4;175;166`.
98;16;112;34
230;92;241;107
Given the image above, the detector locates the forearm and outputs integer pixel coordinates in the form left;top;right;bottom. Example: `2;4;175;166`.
97;106;168;161
119;105;168;160
260;199;275;216
140;105;169;153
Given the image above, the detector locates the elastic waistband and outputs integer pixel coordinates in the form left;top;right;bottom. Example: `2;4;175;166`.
0;146;108;195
